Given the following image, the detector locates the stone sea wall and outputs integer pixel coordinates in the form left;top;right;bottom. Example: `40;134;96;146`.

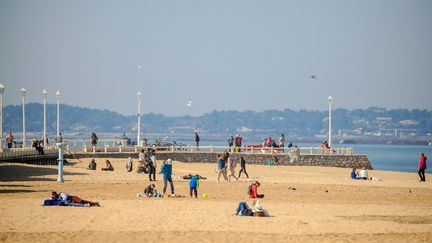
68;152;373;169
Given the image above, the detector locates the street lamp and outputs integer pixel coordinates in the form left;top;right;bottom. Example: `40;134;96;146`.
328;96;334;148
42;89;48;145
56;90;61;136
137;91;143;146
0;83;4;151
21;88;26;147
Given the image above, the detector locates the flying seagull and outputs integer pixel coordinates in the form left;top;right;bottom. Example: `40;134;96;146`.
186;100;192;107
135;64;143;70
310;74;317;79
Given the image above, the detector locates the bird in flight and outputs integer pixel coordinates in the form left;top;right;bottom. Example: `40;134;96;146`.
135;64;143;70
310;74;317;79
186;100;192;107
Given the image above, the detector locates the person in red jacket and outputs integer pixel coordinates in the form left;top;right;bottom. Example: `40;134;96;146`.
418;153;427;182
248;181;264;198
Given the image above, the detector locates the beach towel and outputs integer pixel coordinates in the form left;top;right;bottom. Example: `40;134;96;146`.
43;199;86;207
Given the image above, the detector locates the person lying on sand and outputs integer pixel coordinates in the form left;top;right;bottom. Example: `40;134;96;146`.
46;191;100;207
235;201;270;217
182;174;207;180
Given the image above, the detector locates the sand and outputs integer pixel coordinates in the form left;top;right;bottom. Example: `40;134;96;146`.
0;158;431;242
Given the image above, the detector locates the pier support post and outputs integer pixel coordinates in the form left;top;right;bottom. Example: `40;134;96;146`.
57;142;65;183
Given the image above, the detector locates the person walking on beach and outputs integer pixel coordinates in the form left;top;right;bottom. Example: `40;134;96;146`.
238;156;249;178
6;132;14;148
227;156;238;181
217;154;228;181
160;158;175;196
195;132;200;150
149;150;157;181
418;153;427;182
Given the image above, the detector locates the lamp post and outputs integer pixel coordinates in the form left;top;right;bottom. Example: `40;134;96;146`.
21;88;26;147
0;83;4;151
42;89;47;145
56;90;61;136
328;96;334;148
137;91;143;146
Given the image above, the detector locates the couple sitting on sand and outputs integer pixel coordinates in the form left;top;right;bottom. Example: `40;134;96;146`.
351;168;369;180
235;200;270;217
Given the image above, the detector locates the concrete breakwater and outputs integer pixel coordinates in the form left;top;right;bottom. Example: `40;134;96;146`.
66;152;373;169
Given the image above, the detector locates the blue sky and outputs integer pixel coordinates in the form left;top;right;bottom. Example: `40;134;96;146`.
1;0;431;116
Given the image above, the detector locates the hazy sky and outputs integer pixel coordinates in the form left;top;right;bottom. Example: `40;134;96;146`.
1;0;431;116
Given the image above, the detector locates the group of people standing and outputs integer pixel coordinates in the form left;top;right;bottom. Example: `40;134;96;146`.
227;134;243;152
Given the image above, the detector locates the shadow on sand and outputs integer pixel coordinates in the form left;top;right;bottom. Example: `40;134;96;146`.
0;164;87;182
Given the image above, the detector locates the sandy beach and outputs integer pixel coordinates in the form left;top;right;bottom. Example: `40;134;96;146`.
0;158;431;242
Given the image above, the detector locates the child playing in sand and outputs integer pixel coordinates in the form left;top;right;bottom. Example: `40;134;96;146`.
137;184;159;197
189;175;200;198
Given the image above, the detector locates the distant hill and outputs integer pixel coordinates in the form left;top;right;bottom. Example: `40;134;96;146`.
3;103;432;139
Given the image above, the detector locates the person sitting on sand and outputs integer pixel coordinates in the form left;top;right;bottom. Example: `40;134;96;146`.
235;200;270;217
248;181;264;198
359;167;369;180
102;160;114;171
126;155;133;172
144;184;158;197
351;168;361;180
88;159;97;170
50;191;100;207
160;158;175;196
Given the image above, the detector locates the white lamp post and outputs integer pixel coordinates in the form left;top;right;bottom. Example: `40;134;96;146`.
137;91;143;146
42;89;47;145
328;96;334;148
21;88;26;147
56;90;61;136
0;83;4;151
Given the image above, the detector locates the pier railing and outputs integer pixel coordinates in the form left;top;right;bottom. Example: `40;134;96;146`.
64;145;353;156
0;145;352;161
0;146;58;160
